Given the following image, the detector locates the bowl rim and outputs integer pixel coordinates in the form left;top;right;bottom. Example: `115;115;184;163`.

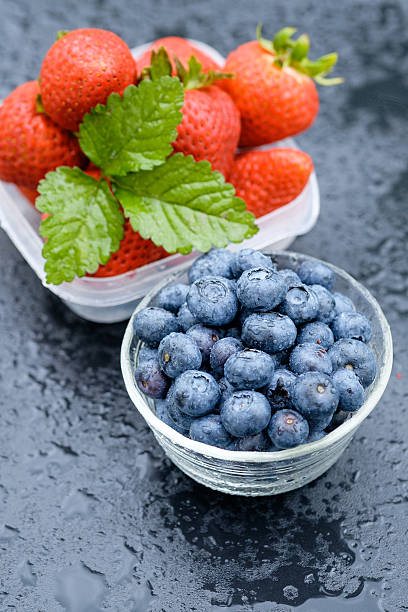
120;251;393;463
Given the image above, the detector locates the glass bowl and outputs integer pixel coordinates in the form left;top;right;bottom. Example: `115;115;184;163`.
120;252;393;496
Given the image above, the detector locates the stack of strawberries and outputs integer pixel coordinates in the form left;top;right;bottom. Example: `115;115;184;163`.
0;27;340;278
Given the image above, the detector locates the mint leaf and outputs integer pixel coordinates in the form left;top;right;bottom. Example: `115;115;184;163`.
113;154;258;254
78;78;184;176
36;167;124;285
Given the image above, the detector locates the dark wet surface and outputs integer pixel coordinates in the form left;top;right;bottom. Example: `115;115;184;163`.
0;0;407;610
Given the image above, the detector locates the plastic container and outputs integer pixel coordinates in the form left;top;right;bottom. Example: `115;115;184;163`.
121;251;393;497
0;41;320;324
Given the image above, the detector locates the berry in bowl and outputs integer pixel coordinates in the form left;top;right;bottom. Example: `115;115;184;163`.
121;248;392;496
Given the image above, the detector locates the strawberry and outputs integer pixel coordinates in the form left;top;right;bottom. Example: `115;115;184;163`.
137;36;221;76
89;219;169;277
228;148;313;217
0;81;86;189
145;50;240;177
40;28;137;131
223;26;342;147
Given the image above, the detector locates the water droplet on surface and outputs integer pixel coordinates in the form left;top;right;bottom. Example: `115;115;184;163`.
19;560;37;586
54;563;107;612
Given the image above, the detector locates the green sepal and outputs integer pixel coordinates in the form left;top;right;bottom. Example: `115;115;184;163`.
56;30;69;40
142;47;173;80
36;94;46;114
147;46;233;90
256;24;342;85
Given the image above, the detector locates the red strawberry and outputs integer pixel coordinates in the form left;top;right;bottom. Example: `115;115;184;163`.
144;50;240;177
89;219;168;277
0;81;86;189
40;28;137;131
228;148;314;217
137;36;221;76
174;85;240;177
223;27;341;147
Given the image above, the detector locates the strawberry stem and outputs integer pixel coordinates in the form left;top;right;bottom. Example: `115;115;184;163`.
145;46;234;90
256;23;343;85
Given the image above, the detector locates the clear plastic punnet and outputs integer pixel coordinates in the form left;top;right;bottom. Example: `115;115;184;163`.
0;41;320;323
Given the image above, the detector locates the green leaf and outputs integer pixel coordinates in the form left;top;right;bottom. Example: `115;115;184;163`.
78;78;184;176
36;167;124;285
113;154;258;254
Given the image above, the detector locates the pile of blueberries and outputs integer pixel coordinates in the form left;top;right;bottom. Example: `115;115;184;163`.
132;248;376;452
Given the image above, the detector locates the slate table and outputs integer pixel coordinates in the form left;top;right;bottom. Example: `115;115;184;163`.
0;0;407;610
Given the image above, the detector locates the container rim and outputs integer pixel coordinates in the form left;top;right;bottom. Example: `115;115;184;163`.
120;251;393;463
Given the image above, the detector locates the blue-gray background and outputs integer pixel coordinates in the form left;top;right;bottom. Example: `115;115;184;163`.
0;0;407;610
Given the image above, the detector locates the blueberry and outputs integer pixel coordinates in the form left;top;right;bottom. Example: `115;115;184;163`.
177;302;198;331
236;267;287;311
265;369;297;411
234;430;271;451
167;396;196;431
224;348;275;390
267;409;309;449
188;249;234;283
328;339;376;387
210;337;243;377
331;311;372;343
289;343;333;375
218;377;235;410
309;284;335;324
292;372;339;430
221;390;271;437
332;369;365;412
297;321;334;350
307;429;326;442
333;292;356;317
156;283;189;313
172;370;220;416
279;285;319;325
297;260;335;290
325;409;352;432
242;312;297;353
133;307;180;347
232;248;275;277
189;414;234;449
155;399;188;434
134;360;170;399
186;324;221;362
279;269;301;286
187;276;238;326
158;332;202;378
137;345;158;366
